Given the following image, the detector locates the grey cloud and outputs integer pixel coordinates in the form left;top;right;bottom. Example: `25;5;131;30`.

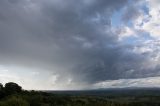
121;1;143;23
0;0;158;89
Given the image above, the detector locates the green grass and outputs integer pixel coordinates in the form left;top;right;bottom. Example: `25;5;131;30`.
1;91;160;106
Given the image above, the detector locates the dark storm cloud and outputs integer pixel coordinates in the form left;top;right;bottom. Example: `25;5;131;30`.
0;0;157;87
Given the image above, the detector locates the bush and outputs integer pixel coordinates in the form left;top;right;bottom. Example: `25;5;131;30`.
0;83;3;90
5;82;22;95
0;96;29;106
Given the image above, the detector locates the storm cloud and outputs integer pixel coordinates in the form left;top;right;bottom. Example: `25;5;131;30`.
0;0;160;90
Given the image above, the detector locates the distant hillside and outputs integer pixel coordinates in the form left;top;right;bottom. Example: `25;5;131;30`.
47;87;160;97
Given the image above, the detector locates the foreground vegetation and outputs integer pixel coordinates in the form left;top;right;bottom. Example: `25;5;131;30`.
1;82;160;106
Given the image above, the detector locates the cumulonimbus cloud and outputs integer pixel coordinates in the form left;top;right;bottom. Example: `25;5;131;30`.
0;0;160;89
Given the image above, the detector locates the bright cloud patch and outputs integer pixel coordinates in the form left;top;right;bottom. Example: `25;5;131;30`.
94;76;160;88
134;0;160;38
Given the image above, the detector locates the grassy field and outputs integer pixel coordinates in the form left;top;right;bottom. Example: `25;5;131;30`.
1;90;160;106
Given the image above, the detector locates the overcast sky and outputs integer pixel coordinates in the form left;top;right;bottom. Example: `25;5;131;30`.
0;0;160;90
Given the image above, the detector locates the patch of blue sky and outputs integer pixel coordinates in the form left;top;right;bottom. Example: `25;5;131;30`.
111;7;133;28
141;4;149;15
141;32;153;40
122;32;153;45
122;36;139;45
111;9;124;27
127;20;133;27
112;1;151;45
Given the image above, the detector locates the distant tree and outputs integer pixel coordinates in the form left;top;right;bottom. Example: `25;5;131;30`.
4;82;22;95
0;83;5;99
0;83;3;90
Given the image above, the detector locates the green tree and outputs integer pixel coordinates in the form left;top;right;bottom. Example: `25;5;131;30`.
0;83;5;99
0;83;3;90
5;82;22;95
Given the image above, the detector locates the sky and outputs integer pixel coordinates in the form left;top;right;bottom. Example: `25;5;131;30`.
0;0;160;90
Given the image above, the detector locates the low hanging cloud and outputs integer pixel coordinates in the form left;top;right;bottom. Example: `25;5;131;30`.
0;0;160;89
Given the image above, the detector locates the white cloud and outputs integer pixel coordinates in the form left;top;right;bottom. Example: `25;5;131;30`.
134;0;160;38
132;40;160;70
93;76;160;88
119;27;135;39
0;73;21;87
112;26;135;40
133;45;153;54
147;0;160;8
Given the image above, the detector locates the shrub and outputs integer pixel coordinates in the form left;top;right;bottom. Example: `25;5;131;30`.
0;96;29;106
5;82;22;95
